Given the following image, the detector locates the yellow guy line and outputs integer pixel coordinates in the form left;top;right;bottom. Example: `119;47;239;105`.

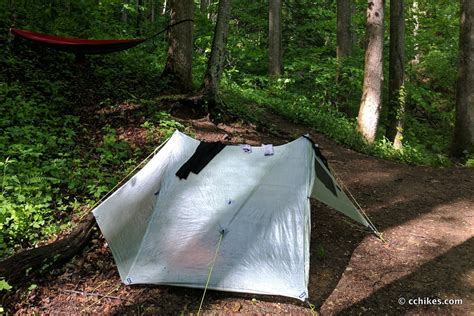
197;231;225;315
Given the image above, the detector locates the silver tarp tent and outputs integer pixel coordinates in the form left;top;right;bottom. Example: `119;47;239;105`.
92;131;374;301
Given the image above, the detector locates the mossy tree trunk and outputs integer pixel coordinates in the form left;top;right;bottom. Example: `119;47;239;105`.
386;0;405;149
202;0;231;109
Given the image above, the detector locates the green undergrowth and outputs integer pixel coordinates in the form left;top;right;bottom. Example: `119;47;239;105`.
0;43;187;258
0;8;208;258
223;70;454;167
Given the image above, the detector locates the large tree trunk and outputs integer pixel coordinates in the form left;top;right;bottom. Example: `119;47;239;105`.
268;0;282;77
452;0;474;156
337;0;352;60
202;0;231;107
0;214;96;287
357;0;385;144
386;0;405;149
161;0;194;93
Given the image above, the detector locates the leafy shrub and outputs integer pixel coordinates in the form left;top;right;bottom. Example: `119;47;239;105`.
0;84;76;255
96;125;131;166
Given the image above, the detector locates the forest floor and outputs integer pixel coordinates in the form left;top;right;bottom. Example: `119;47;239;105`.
4;102;474;315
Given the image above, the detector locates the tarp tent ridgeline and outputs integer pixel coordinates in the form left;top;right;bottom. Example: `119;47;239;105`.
92;130;376;301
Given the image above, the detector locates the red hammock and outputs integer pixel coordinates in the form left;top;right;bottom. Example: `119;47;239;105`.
10;28;146;54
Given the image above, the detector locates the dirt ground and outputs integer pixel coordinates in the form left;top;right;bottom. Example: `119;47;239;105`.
4;107;474;315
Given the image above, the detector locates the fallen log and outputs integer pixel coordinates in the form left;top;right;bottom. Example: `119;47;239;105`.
0;213;97;287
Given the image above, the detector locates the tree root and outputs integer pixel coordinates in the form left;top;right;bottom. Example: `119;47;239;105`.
0;213;97;287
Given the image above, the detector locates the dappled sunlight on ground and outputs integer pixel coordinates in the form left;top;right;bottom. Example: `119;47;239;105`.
321;199;473;314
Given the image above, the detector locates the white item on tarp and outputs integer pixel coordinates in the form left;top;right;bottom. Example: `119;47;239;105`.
240;144;252;153
262;144;274;156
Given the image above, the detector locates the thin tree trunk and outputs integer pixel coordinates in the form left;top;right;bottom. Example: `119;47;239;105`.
122;0;128;23
161;0;194;93
411;1;420;64
151;0;156;22
202;0;232;107
136;0;142;36
269;0;282;77
0;214;96;287
10;0;17;23
200;0;210;14
386;0;405;149
162;0;168;15
452;0;474;156
357;0;385;144
337;0;352;60
352;1;358;46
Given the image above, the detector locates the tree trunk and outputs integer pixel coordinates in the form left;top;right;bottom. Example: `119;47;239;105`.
162;0;168;15
200;0;210;14
411;0;420;64
357;0;385;144
202;0;232;107
136;0;142;36
337;0;352;60
65;0;71;15
0;214;96;287
10;0;17;23
161;0;194;93
122;0;129;23
452;0;474;156
151;0;156;23
269;0;282;77
386;0;405;149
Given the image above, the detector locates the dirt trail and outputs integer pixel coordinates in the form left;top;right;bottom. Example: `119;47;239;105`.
6;110;474;315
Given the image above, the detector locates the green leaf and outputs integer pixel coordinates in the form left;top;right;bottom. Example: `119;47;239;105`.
0;279;12;291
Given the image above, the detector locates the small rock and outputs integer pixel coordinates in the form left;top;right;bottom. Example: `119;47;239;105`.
232;302;242;312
